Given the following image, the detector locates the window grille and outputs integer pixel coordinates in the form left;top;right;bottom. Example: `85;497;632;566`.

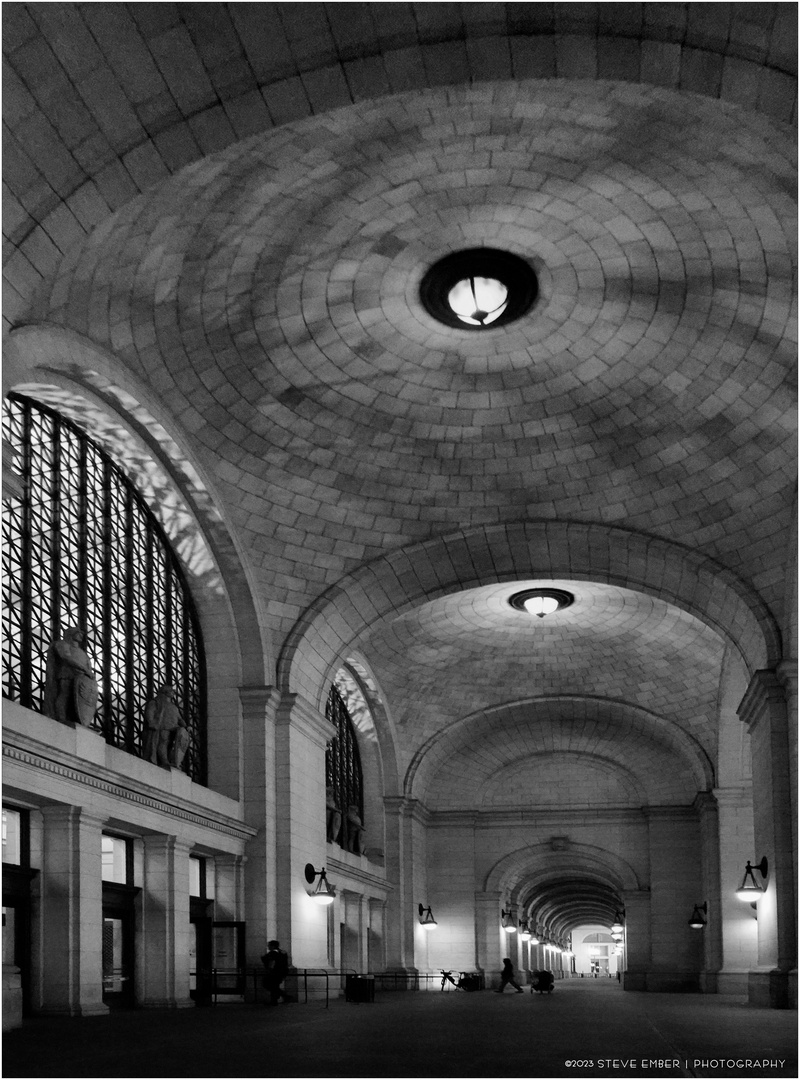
325;683;363;840
2;394;206;783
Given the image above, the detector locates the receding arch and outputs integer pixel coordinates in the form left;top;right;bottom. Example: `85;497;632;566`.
407;695;714;808
485;839;642;897
278;521;779;716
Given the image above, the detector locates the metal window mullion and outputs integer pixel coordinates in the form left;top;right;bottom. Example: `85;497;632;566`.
13;401;34;705
100;457;114;742
50;415;63;639
123;488;136;753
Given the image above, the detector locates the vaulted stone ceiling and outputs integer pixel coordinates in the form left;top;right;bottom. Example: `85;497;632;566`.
3;4;797;806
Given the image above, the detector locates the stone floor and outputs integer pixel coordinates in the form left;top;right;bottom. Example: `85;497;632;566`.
3;980;796;1079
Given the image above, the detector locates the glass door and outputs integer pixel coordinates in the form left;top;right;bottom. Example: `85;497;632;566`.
101;909;134;1007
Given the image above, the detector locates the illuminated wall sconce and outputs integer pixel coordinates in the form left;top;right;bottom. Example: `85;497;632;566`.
610;910;625;934
529;927;540;945
501;909;517;934
519;920;532;941
736;857;768;902
688;902;707;929
418;903;438;930
304;863;336;905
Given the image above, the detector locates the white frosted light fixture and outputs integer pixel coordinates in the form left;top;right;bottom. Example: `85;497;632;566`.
305;863;336;905
418;903;438;930
419;248;538;331
519;920;532;941
524;593;559;617
509;588;574;618
736;858;768;901
447;276;508;326
501;909;517;934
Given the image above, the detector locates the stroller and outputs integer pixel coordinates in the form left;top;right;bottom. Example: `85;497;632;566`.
440;970;481;992
531;969;554;994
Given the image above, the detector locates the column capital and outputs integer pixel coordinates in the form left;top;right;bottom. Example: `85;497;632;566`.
276;693;333;749
738;669;787;732
239;685;281;720
712;784;753;809
40;804;106;830
776;659;798;698
383;796;429;825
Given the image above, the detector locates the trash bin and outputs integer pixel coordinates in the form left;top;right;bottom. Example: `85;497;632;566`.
345;974;375;1002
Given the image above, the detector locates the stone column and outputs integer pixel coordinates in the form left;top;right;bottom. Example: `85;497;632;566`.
240;686;281;965
275;693;334;969
695;792;722;993
368;899;386;972
738;670;797;1007
713;786;758;995
474;891;502;985
140;835;192;1008
340;890;366;972
214;855;246;922
644;807;703;991
39;806;107;1015
776;661;797;906
621;889;651;991
383;796;425;973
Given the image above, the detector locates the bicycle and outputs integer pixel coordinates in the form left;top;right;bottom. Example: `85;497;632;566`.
440;970;481;991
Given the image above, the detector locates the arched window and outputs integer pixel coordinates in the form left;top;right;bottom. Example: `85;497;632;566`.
325;680;363;850
2;393;206;783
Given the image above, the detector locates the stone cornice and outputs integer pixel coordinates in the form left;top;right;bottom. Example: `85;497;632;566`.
3;736;256;844
327;854;393;896
428;807;652;828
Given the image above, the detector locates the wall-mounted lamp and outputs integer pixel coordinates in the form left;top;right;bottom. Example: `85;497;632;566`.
501;909;517;934
304;863;336;905
688;902;708;929
610;910;625;934
529;928;540;945
519;920;531;941
418;903;438;930
736;857;768;901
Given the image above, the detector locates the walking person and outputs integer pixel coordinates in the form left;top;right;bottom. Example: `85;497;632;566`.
495;957;524;993
261;940;289;1004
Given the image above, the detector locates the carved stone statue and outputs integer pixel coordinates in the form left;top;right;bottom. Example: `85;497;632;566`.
171;717;190;770
143;684;182;768
345;804;365;855
44;627;98;727
326;786;342;844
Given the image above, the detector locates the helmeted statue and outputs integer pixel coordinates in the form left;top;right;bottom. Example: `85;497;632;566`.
44;626;98;727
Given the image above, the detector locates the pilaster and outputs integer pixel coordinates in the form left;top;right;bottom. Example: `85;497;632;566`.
474;890;502;984
739;669;797;1007
383;796;427;972
140;835;192;1008
38;805;107;1016
239;686;281;964
275;693;335;968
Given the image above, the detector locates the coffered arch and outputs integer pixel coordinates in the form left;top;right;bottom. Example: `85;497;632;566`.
279;521;779;709
408;696;713;809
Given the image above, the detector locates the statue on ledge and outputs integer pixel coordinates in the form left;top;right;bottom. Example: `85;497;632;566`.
143;683;184;768
44;626;98;727
345;804;365;855
326;786;342;844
